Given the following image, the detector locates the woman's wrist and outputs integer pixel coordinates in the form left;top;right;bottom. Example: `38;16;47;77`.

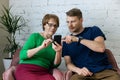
56;50;62;53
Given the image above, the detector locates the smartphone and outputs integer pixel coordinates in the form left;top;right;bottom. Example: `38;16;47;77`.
53;35;62;45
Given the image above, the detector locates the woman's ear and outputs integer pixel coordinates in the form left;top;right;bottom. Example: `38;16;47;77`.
43;25;46;31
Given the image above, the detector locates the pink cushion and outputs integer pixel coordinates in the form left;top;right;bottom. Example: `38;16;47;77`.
53;68;64;80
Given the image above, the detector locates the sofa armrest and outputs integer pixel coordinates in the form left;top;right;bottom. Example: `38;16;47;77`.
64;70;73;80
53;68;64;80
2;66;16;80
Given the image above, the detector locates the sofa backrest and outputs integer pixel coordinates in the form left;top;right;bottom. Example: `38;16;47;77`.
10;49;21;67
10;48;119;71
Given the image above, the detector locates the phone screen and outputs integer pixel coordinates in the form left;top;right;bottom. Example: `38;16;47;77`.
54;35;62;45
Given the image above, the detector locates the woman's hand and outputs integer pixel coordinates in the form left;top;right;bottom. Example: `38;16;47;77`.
52;41;62;53
41;39;53;48
52;41;62;65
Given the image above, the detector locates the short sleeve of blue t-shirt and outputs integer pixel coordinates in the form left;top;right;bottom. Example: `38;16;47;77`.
90;26;106;40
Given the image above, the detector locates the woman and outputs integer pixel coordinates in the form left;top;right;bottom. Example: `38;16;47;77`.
15;14;62;80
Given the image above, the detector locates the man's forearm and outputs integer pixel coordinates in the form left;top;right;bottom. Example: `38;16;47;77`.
67;63;79;73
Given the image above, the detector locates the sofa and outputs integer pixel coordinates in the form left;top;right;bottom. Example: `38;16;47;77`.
2;49;120;80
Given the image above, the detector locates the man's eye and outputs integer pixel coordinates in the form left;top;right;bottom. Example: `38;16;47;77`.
66;21;69;23
71;21;76;23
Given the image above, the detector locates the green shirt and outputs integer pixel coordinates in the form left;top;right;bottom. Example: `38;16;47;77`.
19;33;59;69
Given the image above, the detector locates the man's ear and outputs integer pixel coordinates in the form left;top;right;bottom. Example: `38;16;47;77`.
80;18;83;22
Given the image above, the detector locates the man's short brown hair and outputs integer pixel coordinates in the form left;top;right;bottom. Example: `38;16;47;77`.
66;8;82;19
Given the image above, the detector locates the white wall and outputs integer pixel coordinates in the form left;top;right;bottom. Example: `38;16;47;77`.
10;0;120;67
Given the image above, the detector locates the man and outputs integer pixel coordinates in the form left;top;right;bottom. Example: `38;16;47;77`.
62;8;120;80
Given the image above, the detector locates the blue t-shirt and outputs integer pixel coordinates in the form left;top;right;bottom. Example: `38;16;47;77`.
62;26;112;73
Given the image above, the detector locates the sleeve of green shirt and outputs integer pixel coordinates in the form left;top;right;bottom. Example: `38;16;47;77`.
20;33;36;60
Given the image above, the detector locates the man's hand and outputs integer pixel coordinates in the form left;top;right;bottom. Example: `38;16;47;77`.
63;35;78;44
75;67;93;76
